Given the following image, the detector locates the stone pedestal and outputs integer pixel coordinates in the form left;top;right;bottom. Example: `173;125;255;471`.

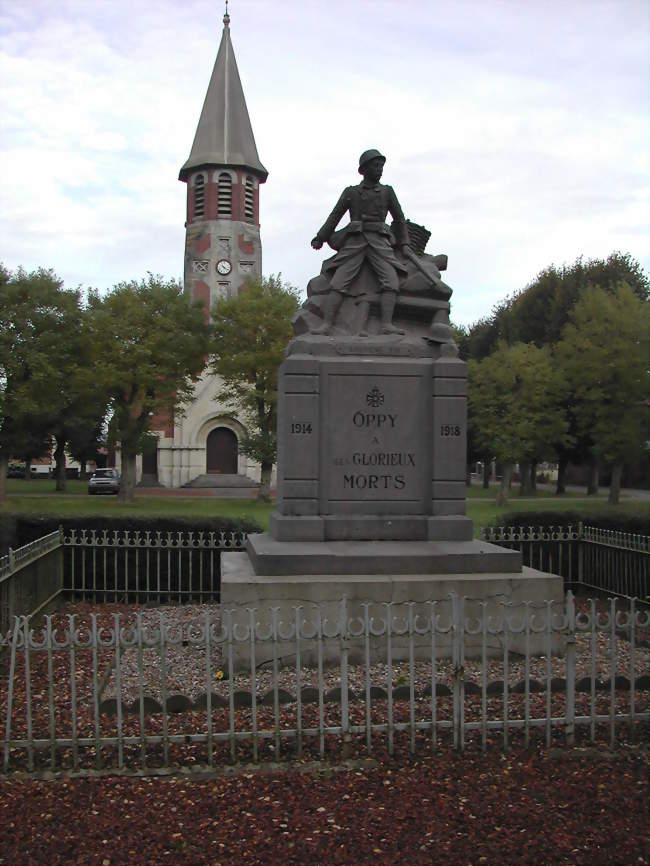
222;336;565;668
220;552;565;666
272;337;471;543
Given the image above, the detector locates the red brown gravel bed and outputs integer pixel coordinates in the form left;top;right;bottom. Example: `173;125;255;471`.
0;745;647;866
2;601;649;864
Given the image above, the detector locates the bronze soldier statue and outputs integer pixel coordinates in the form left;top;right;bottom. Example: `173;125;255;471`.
310;149;412;335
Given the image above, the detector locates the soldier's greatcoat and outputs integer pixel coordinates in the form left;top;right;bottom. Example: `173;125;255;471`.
315;180;409;296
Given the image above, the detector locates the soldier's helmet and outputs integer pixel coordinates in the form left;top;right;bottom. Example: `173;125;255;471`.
358;149;386;173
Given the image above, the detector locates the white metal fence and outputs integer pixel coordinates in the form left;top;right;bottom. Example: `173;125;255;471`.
1;592;648;774
481;523;649;599
63;528;246;602
0;531;63;630
0;528;247;625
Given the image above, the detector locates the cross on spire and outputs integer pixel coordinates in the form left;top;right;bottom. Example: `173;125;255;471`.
223;1;230;27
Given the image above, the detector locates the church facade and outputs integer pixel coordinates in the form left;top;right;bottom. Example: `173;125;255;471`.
144;10;268;488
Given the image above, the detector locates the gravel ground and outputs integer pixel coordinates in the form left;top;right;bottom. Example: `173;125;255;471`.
1;747;648;866
85;599;650;704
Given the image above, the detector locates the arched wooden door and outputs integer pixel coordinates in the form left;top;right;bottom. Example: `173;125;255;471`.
206;427;238;474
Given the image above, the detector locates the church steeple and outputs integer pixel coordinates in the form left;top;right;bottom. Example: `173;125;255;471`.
180;8;266;316
179;10;267;182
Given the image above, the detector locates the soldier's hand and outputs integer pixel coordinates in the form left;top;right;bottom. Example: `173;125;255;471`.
401;244;412;256
311;237;323;250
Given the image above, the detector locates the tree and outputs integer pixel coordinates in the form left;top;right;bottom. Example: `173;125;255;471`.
555;284;649;504
462;296;515;362
502;252;648;348
209;275;300;500
465;252;648;493
67;416;106;476
12;424;51;479
0;266;83;500
88;275;212;502
468;342;569;505
51;378;110;491
40;289;109;492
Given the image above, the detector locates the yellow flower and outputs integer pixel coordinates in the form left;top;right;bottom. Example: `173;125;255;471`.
216;670;224;680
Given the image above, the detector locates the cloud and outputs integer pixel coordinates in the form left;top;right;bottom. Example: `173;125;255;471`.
0;0;647;324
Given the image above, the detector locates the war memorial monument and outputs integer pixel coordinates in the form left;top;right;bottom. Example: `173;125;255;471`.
221;149;563;663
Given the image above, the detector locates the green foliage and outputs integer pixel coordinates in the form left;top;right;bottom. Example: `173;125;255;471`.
468;341;569;465
462;253;648;363
210;275;300;493
463;253;648;493
88;274;212;500
0;514;262;556
1;266;64;439
66;417;106;470
0;492;273;530
0;265;95;495
555;284;649;466
461;299;513;361
499;252;649;348
486;509;650;536
0;512;17;556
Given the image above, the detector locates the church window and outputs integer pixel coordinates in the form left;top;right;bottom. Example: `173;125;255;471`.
244;176;254;222
211;282;231;305
218;173;232;217
193;174;205;218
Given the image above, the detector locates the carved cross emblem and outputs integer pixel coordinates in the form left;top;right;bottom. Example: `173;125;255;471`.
366;386;384;408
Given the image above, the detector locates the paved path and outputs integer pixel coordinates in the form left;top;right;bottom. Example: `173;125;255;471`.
474;480;650;502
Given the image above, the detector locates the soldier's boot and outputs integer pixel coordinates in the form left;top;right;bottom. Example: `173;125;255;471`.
379;291;405;335
311;291;343;335
357;300;370;336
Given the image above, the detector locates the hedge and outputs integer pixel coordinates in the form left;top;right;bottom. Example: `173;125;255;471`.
0;514;263;557
489;510;650;536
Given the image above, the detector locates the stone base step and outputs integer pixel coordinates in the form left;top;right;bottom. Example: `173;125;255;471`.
220;552;564;666
183;473;260;490
246;533;521;577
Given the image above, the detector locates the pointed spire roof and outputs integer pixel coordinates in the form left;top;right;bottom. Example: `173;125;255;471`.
179;10;268;182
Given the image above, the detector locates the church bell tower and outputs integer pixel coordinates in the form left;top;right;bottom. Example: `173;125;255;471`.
179;7;268;315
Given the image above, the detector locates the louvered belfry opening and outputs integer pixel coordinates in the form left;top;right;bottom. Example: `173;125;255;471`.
217;172;232;217
244;176;254;222
193;174;205;218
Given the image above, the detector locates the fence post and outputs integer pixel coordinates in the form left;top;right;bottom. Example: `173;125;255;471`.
565;591;576;746
3;618;21;772
577;522;584;585
340;596;351;758
458;595;465;753
451;593;462;751
57;526;65;597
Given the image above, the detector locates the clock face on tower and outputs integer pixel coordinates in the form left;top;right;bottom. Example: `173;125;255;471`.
216;259;232;275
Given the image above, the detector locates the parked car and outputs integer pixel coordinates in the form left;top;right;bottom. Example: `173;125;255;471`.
88;468;120;495
30;464;52;476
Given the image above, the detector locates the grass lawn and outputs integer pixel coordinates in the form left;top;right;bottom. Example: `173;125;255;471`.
1;494;273;529
465;483;592;500
3;478;648;535
6;478;90;494
467;497;650;534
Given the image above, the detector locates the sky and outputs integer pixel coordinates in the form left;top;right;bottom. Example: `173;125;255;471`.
1;0;648;327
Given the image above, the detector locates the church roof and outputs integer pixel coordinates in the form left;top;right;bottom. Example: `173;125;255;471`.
179;12;268;182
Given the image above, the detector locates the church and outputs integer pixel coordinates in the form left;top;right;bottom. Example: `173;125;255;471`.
143;9;268;490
